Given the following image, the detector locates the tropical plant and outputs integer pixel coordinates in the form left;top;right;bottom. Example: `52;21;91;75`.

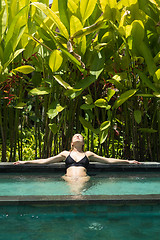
0;0;160;162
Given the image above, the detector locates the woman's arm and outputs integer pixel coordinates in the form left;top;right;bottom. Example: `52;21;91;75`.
86;151;140;164
13;151;69;165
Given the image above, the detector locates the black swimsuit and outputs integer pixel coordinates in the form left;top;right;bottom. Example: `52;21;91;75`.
65;154;89;169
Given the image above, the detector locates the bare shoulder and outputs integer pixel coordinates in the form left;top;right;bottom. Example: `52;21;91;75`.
60;150;70;158
85;151;96;158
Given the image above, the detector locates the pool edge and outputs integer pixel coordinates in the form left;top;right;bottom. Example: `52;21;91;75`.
1;194;160;205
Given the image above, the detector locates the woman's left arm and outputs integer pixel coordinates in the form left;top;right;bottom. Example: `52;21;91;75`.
86;151;140;164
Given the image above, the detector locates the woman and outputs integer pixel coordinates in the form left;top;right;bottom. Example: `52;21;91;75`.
14;133;140;194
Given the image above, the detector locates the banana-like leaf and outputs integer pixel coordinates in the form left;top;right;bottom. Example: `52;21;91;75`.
79;116;99;134
0;0;8;39
3;48;24;70
153;69;160;83
70;15;86;55
71;20;105;39
49;123;58;134
105;88;116;102
100;121;111;131
49;50;63;72
58;0;69;31
138;128;157;133
12;65;35;74
100;128;109;144
53;75;76;90
68;0;78;14
31;2;69;39
113;89;137;109
89;51;105;79
3;5;29;64
47;100;65;119
65;75;97;99
94;99;111;110
80;0;97;23
134;110;142;124
136;69;158;92
29;87;51;95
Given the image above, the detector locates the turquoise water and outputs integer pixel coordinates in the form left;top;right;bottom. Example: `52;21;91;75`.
0;204;160;240
0;172;159;195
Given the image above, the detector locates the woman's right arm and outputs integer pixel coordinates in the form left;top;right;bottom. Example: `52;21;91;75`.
13;151;69;165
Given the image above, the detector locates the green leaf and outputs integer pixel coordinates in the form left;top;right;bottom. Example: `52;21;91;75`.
131;20;144;45
94;98;111;110
71;20;105;39
138;42;157;77
14;102;26;109
58;0;69;31
153;92;160;98
100;128;109;144
47;100;65;119
138;128;157;133
70;15;86;55
66;75;97;99
13;65;35;74
113;89;137;109
79;116;99;134
83;94;93;104
100;121;111;131
31;2;69;39
153;69;160;83
29;87;51;95
134;110;142;124
49;123;58;134
49;50;63;72
68;0;78;14
53;75;73;89
90;51;105;79
105;88;116;102
80;0;97;23
136;69;158;92
80;104;95;110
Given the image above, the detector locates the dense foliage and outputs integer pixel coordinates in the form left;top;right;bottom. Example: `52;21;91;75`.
0;0;160;162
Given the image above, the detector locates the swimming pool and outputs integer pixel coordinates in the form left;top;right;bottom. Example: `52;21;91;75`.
1;203;160;240
0;171;160;196
0;163;160;240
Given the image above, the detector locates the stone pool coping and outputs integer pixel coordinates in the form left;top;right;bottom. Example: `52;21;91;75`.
1;194;160;205
0;162;160;172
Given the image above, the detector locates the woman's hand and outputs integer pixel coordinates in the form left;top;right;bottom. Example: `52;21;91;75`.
13;161;25;165
128;160;141;164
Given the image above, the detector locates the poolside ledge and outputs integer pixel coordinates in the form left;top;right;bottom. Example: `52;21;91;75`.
0;162;160;172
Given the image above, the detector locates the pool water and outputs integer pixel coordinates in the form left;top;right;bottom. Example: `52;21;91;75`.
0;204;160;240
0;171;159;195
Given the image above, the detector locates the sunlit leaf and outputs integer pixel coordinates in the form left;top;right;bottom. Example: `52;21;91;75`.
100;128;109;144
13;65;35;74
100;121;111;131
47;100;65;119
14;102;26;109
80;0;97;23
113;89;137;109
49;50;63;72
94;98;111;110
53;75;73;89
31;2;69;39
29;87;51;95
